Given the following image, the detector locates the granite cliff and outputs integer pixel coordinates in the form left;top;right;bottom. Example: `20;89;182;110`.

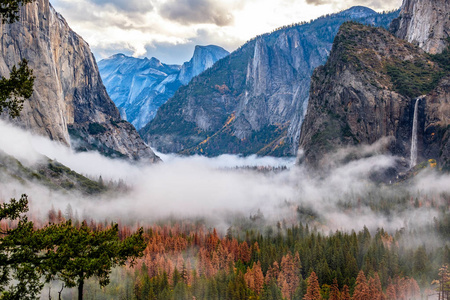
390;0;449;54
298;22;449;170
141;7;398;157
0;0;158;162
178;45;230;85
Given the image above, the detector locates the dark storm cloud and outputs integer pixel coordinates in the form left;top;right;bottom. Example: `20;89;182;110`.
90;0;153;12
159;0;235;26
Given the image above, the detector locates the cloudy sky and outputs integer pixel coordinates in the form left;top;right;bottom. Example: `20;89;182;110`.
51;0;402;64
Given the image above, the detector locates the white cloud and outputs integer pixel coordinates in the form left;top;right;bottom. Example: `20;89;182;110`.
0;120;446;238
50;0;402;64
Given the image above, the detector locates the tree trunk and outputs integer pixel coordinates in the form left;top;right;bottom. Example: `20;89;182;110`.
58;283;64;300
78;280;84;300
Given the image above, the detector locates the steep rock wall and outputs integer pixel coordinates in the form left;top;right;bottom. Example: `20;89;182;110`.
0;0;158;162
390;0;450;54
298;23;449;169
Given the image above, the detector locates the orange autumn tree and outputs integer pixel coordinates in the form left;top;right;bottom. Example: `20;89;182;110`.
385;281;397;300
353;270;370;300
341;284;351;300
304;271;321;300
434;265;450;300
329;278;340;300
278;252;301;299
244;261;264;295
265;261;280;284
367;273;384;300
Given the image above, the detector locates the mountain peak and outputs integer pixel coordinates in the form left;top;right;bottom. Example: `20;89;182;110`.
339;6;377;18
192;45;230;59
110;53;127;59
178;45;229;85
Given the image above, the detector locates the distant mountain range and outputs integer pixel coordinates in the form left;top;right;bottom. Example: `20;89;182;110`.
98;45;230;130
140;6;399;157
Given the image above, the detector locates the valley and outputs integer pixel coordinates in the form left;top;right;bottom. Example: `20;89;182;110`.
0;0;448;299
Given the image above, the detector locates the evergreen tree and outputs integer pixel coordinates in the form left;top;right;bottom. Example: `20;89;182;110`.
1;0;34;23
261;280;283;300
39;221;146;300
0;59;34;118
435;265;450;300
304;271;321;300
367;273;383;300
341;285;351;300
329;278;340;300
0;0;35;118
353;270;370;300
0;195;44;299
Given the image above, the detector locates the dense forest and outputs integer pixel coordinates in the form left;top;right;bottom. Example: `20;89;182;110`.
31;193;449;300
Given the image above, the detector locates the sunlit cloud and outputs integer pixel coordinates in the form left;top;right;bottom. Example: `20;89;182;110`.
49;0;402;64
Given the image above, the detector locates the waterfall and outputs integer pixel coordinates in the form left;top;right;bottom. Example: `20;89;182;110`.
410;96;425;168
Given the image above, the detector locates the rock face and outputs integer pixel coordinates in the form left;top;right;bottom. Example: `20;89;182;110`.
0;0;159;162
298;22;449;169
141;7;398;157
178;45;230;85
98;45;229;130
390;0;450;54
422;75;450;168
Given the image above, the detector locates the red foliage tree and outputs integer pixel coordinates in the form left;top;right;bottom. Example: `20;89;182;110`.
368;273;384;300
278;252;300;299
353;270;370;300
341;284;351;300
239;241;251;263
266;261;280;284
304;271;321;300
329;278;340;300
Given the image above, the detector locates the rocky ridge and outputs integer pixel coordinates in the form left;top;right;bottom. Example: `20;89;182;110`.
141;7;398;157
0;0;159;162
298;22;449;170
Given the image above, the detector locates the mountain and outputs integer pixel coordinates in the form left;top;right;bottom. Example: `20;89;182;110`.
298;1;449;170
98;45;230;130
178;45;231;85
0;0;159;163
0;150;106;195
140;7;399;157
390;0;449;54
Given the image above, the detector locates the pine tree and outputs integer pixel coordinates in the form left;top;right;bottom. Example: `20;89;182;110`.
341;284;351;300
353;270;370;300
278;252;301;299
329;278;340;300
0;1;35;118
435;265;450;300
368;273;383;300
254;261;265;295
0;195;44;299
266;261;280;284
64;204;73;221
0;58;34;118
304;271;321;300
39;221;146;300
